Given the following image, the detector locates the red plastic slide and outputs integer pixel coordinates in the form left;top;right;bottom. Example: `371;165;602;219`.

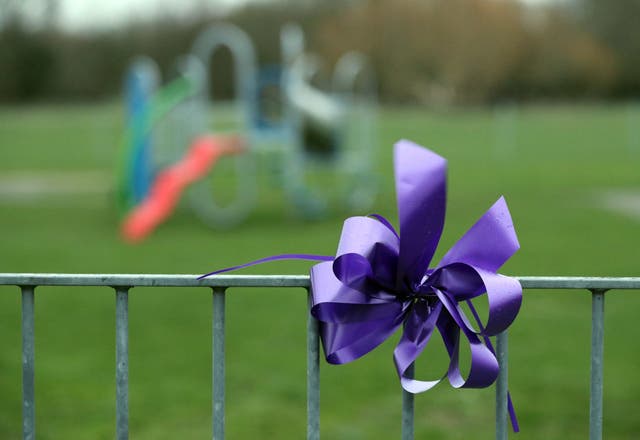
121;134;244;242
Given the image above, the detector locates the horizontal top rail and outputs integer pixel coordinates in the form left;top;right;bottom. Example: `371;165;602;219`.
1;274;640;290
0;274;310;288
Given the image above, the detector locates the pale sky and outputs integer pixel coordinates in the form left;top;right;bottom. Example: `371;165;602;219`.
56;0;252;31
25;0;558;32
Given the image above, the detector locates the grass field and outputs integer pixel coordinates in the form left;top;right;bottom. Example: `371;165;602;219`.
1;102;640;439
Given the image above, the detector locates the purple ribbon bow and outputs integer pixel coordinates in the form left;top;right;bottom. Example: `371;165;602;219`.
200;139;522;431
309;140;521;429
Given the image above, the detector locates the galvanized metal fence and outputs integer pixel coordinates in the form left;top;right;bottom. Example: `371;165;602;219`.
2;273;640;440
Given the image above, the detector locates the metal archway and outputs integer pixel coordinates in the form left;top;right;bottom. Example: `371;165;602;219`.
332;51;378;213
279;25;378;217
187;23;259;227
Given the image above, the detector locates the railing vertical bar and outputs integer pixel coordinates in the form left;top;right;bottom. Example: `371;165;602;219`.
212;287;226;440
115;287;129;440
590;289;605;440
21;286;35;440
401;363;414;440
306;288;320;440
496;331;508;440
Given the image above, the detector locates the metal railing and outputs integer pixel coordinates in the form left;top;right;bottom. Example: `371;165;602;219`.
2;273;640;440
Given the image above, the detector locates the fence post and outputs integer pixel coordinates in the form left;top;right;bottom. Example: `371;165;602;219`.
115;287;130;440
307;288;320;440
590;289;606;440
21;286;35;440
212;287;226;440
401;363;414;440
496;331;508;440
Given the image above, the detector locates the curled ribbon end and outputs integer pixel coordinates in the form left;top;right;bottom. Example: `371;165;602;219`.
200;253;334;280
508;393;520;433
400;376;442;394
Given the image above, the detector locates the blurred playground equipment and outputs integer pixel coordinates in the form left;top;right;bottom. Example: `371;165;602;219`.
116;22;377;241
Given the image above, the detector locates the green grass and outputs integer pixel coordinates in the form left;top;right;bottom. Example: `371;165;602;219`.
2;102;640;438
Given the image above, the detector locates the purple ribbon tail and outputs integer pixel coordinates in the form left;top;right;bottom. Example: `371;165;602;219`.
466;299;519;433
508;393;519;433
198;254;334;279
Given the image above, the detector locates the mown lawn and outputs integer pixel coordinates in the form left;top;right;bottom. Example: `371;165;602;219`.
1;102;639;439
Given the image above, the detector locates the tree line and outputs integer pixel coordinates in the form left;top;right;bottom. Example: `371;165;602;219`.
0;0;638;104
